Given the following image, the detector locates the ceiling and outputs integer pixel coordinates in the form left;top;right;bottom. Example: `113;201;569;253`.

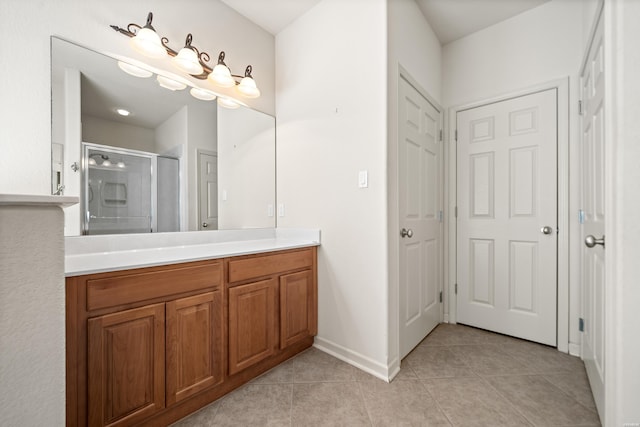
220;0;550;43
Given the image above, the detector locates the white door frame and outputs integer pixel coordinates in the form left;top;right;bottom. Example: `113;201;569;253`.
446;78;570;353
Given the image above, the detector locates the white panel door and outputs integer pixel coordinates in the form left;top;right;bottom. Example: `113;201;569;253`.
199;152;218;230
457;89;557;346
399;77;443;359
580;12;605;417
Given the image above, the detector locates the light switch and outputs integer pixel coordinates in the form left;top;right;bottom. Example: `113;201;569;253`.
278;203;285;217
222;189;228;201
358;170;368;188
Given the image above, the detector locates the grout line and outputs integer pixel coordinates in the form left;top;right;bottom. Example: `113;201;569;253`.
356;380;375;426
477;374;539;427
421;378;456;426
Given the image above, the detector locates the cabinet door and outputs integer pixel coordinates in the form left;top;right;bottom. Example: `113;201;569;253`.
88;304;165;427
228;279;277;375
166;291;224;406
280;270;317;349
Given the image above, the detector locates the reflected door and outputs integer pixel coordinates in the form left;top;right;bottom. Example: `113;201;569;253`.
199;152;218;230
456;89;557;346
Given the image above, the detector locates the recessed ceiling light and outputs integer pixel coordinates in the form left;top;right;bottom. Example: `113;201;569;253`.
116;108;131;116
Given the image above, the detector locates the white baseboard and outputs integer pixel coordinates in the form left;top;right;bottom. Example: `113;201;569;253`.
313;336;395;382
569;342;581;358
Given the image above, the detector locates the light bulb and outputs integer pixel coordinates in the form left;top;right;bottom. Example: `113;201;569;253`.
116;108;131;116
102;159;112;167
117;61;153;78
130;27;167;59
117;161;126;168
88;158;97;166
157;75;186;91
172;47;203;75
208;64;235;88
217;97;240;109
190;87;217;101
237;76;260;98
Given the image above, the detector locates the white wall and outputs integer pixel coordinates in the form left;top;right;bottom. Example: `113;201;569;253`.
0;205;65;426
0;0;275;196
387;0;442;375
605;0;640;423
442;0;584;353
82;115;155;152
276;0;390;378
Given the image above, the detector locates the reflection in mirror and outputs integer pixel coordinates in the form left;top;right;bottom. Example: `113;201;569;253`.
51;37;276;236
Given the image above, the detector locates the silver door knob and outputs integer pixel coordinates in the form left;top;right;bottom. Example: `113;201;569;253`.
400;228;413;238
541;226;553;235
202;222;208;228
585;235;605;248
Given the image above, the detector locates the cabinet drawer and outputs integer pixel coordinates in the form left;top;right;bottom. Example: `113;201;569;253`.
228;249;313;284
86;261;222;311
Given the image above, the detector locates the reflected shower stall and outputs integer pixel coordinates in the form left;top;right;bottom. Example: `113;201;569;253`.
82;143;179;235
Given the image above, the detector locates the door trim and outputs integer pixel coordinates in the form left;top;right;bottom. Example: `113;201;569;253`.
446;78;570;353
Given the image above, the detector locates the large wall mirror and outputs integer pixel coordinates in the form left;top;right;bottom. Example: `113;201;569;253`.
51;37;276;236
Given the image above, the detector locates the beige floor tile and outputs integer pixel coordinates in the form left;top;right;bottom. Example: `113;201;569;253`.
361;379;451;426
449;345;537;376
293;347;359;382
419;324;493;346
251;358;295;384
423;376;532;426
404;345;475;379
291;382;371;426
211;383;292;426
486;375;601;426
501;339;585;375
543;369;598;411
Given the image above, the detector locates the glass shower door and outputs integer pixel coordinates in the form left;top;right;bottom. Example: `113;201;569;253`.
83;145;153;235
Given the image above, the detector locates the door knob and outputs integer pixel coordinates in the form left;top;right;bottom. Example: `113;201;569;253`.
585;234;605;248
400;228;413;238
202;222;208;228
541;226;553;235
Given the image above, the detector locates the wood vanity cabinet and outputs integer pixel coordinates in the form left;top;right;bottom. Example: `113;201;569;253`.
226;248;317;375
66;247;317;427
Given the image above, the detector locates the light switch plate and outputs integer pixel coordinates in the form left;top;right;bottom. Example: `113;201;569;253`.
278;203;285;217
358;170;368;188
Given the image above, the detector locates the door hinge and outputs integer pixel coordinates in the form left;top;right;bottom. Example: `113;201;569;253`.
454;206;458;218
439;291;443;303
579;209;585;224
579;317;585;332
578;100;583;115
439;129;443;141
455;283;458;294
438;210;443;222
454;129;458;141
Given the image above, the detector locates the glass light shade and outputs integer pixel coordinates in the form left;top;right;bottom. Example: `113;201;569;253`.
172;48;203;75
116;108;131;116
102;159;112;167
208;64;235;88
217;97;240;109
117;161;126;168
236;76;261;98
88;158;97;166
117;61;153;78
157;75;187;91
130;27;167;59
190;87;217;101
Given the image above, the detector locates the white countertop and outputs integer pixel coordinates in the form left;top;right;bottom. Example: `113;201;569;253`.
65;228;320;276
0;193;78;207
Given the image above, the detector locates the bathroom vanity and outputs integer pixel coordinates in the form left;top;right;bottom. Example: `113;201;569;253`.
65;229;319;426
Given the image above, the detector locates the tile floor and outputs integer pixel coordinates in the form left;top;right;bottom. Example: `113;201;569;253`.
172;324;601;426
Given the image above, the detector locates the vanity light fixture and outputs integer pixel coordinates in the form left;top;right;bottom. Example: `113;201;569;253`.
117;61;153;78
156;75;187;91
172;34;205;75
111;12;261;98
190;87;217;101
127;12;167;59
217;97;240;109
